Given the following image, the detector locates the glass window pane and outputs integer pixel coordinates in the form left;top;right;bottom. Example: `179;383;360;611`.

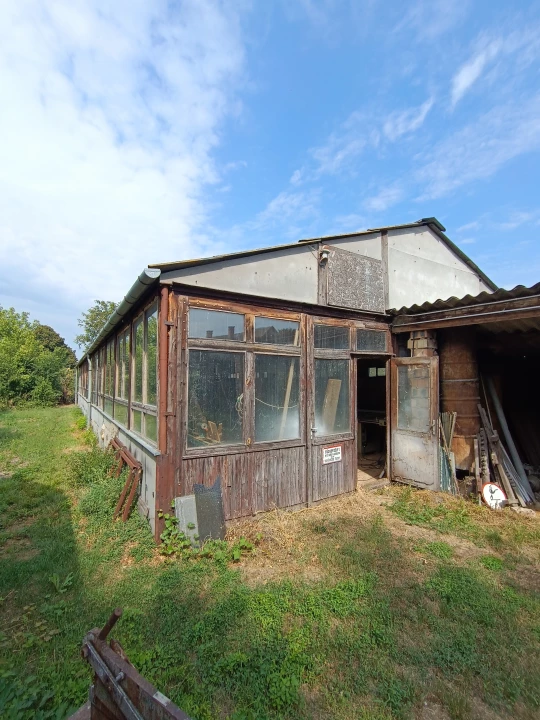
146;305;158;406
314;325;349;349
145;413;157;443
315;359;350;435
133;317;143;403
255;318;300;346
357;329;387;353
188;350;244;447
104;398;113;416
189;308;244;341
114;403;128;427
255;355;300;442
397;364;430;433
132;409;142;433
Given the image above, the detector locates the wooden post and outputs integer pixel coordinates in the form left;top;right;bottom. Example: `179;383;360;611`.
279;329;299;439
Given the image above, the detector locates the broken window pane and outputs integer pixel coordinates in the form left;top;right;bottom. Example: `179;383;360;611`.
314;359;350;435
188;350;244;448
356;329;387;353
146;304;158;406
314;325;349;349
255;317;299;345
255;355;300;442
397;364;430;433
189;309;244;341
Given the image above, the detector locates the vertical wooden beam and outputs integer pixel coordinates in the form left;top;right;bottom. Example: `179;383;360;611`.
158;286;169;453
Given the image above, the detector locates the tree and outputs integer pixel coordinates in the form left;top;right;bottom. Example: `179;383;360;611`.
74;300;119;350
34;323;77;367
0;306;75;407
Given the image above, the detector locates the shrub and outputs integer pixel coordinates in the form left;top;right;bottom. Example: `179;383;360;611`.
68;445;115;486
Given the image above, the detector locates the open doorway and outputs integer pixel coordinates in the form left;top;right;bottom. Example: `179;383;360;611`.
356;358;387;482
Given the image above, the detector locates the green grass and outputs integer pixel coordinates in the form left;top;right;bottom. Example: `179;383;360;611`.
1;407;539;720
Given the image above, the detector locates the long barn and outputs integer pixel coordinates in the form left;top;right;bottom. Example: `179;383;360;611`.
76;217;498;539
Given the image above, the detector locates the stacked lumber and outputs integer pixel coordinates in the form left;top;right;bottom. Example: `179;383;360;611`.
476;404;535;507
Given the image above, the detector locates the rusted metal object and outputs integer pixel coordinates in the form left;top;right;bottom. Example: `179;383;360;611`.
71;609;192;720
110;438;143;522
98;608;123;642
439;327;480;470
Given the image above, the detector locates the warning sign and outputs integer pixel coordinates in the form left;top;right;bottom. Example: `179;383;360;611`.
322;445;342;464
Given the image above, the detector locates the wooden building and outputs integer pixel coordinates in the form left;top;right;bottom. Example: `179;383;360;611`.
76;218;497;539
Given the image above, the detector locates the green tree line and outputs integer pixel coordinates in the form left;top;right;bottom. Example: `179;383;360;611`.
0;306;77;408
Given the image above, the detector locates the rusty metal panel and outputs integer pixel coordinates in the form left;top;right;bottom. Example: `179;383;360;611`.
327;247;385;313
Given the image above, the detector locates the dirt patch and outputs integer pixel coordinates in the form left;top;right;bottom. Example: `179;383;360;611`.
0;536;39;561
4;516;35;534
418;702;451;720
0;471;13;479
226;486;494;586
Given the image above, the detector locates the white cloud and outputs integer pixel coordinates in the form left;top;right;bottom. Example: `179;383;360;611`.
498;211;539;230
364;185;404;212
290;168;304;185
310;112;370;175
0;0;247;345
383;98;434;141
459;238;476;245
451;40;501;106
416;94;540;199
394;0;469;40
456;221;479;233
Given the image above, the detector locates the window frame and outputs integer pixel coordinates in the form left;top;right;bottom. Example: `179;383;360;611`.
130;300;159;444
183;299;305;458
310;317;355;443
113;325;130;427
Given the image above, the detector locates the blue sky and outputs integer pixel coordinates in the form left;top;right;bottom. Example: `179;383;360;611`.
1;0;540;349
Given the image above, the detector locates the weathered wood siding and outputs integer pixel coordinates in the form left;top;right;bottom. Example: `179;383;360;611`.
181;446;306;520
311;440;356;502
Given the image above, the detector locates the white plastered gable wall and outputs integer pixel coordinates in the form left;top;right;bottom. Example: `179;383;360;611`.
385;227;492;309
159;223;492;314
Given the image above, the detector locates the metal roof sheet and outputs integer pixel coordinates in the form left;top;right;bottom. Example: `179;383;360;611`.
390;281;540;316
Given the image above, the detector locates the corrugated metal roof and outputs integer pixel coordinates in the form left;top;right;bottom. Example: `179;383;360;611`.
390;281;540;316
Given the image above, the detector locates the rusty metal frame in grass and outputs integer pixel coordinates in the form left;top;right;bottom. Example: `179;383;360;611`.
70;607;192;720
109;437;143;522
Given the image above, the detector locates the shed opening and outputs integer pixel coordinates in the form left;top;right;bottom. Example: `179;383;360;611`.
356;357;387;481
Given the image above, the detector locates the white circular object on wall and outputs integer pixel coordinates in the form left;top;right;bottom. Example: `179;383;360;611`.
481;483;507;510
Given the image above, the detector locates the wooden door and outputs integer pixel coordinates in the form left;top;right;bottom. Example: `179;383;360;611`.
390;357;439;489
307;349;356;504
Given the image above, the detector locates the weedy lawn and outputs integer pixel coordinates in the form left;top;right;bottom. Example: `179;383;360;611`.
1;406;539;720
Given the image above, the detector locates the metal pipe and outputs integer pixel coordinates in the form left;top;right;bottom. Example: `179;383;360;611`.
485;376;534;499
158;287;169;453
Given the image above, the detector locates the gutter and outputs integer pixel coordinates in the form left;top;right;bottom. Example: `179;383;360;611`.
77;268;161;365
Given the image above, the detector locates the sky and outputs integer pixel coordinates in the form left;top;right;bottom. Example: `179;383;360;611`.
1;0;540;351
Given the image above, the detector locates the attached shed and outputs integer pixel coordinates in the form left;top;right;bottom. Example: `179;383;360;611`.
76;218;497;539
391;282;540;498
